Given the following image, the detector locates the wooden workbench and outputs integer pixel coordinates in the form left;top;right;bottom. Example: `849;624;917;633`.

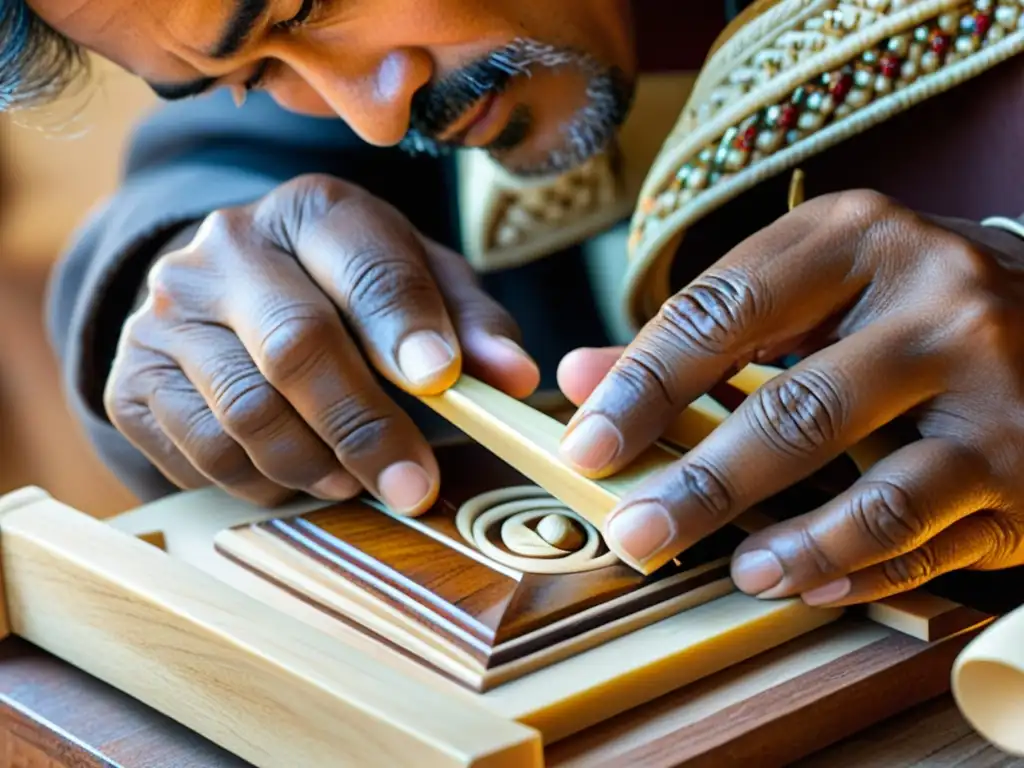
0;633;1013;767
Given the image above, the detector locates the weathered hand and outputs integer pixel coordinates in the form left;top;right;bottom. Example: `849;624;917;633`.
105;174;539;513
558;190;1024;606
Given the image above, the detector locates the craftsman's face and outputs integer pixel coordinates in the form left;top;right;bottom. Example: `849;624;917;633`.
30;0;637;176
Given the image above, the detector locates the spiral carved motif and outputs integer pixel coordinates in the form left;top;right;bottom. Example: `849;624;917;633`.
454;486;620;574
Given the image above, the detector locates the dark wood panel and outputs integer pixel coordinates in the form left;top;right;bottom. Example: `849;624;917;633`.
222;443;743;676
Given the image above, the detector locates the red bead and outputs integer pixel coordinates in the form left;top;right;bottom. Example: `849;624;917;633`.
879;53;901;78
974;13;992;37
929;33;950;54
735;125;758;151
778;104;799;129
829;73;853;102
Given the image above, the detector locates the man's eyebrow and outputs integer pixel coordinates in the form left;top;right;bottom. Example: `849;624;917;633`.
146;76;218;101
211;0;273;59
141;0;273;102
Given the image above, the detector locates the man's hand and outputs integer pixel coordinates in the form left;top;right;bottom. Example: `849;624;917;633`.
558;189;1024;606
105;174;539;513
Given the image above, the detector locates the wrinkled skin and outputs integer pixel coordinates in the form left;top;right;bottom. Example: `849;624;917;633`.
30;0;636;176
105;176;541;515
558;190;1024;606
30;0;1024;605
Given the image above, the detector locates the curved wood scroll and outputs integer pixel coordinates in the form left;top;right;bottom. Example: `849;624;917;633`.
215;445;745;691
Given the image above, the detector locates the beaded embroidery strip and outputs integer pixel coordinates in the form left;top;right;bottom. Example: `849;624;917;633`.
631;0;1022;255
618;0;1024;331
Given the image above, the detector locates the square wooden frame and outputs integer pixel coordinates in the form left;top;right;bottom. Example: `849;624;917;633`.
0;483;993;767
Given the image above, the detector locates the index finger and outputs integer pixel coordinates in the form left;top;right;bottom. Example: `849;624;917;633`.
559;192;885;477
254;178;463;396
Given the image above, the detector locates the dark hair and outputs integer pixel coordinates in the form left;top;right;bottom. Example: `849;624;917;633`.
1;0;89;112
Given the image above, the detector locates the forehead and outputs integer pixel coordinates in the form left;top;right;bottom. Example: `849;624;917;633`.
28;0;238;81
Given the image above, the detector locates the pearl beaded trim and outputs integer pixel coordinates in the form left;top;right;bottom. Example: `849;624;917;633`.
630;0;1023;253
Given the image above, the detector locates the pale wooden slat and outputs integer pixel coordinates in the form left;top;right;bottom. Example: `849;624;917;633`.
0;487;542;768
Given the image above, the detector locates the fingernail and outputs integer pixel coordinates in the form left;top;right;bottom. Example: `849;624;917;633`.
377;461;434;515
311;470;360;500
561;414;623;472
397;331;455;385
494;336;531;358
606;502;675;564
732;550;785;595
802;577;852;606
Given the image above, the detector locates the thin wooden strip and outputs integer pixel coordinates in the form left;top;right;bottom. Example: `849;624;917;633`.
0;488;542;768
552;624;980;768
419;377;764;576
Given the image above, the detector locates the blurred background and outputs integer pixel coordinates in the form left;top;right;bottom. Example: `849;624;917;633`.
0;56;154;518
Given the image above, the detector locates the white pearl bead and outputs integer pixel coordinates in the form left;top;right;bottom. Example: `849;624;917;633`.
798;111;826;131
888;35;910;55
724;149;748;172
756;130;782;153
688;167;709;190
875;75;894;94
976;0;994;11
846;88;871;108
921;51;941;72
938;14;959;32
996;5;1020;27
901;60;919;79
956;35;980;53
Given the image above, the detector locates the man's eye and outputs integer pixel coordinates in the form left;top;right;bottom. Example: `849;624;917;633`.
279;0;317;30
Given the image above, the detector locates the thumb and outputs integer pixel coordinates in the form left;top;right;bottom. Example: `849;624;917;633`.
422;239;541;400
557;347;627;406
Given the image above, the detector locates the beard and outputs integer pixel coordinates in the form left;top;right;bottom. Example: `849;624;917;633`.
398;38;634;178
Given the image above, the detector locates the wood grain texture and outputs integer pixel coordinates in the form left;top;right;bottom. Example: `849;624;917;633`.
216;444;743;688
0;626;1012;768
866;591;995;642
0;636;246;767
546;619;986;768
0;487;543;768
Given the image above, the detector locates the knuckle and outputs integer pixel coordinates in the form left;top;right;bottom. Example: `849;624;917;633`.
976;516;1021;567
180;412;254;485
798;527;841;576
951;294;1022;362
848;481;926;553
338;246;436;320
145;259;193;316
257;174;354;245
209;366;285;441
831;189;893;223
669;460;735;522
195;208;253;253
611;348;679;410
882;548;934;588
657;271;763;357
257;309;337;384
744;370;846;457
317;395;396;459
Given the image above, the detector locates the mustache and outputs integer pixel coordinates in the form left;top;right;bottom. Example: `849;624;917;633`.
399;39;598;155
397;38;635;178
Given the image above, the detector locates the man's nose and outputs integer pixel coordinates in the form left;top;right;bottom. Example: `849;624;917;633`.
296;49;433;146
